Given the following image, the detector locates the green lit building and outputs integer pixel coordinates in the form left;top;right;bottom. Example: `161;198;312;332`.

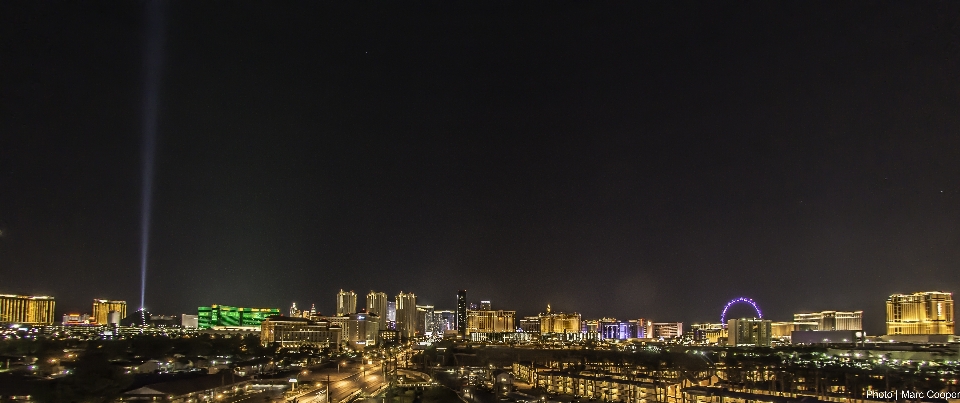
198;305;281;329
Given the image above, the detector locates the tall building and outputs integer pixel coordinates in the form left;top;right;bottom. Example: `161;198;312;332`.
435;310;457;333
92;299;127;325
539;305;581;334
466;309;516;335
728;318;772;347
386;301;397;322
416;305;436;337
0;294;56;325
480;300;491;310
793;311;862;331
336;290;357;316
395;292;417;339
457;290;467;336
366;291;388;328
197;305;281;329
886;291;955;335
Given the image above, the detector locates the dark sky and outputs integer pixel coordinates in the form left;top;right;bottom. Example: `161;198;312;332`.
2;2;959;335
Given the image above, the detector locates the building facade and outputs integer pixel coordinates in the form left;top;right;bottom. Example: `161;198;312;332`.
728;318;772;347
886;291;954;335
366;291;388;328
93;299;127;325
652;322;683;339
337;290;357;316
198;305;281;329
0;294;55;325
466;309;516;335
260;316;341;350
539;307;581;334
396;291;417;339
457;290;467;336
793;310;862;331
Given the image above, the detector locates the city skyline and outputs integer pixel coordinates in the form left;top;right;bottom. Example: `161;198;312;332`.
2;3;959;337
6;288;956;337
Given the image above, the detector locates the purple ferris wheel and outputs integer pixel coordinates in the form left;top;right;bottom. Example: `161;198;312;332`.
721;297;762;325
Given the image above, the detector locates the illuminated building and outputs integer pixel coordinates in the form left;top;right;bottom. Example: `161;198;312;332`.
480;300;491;310
107;311;121;326
886;291;954;335
770;321;817;340
366;291;388;328
0;294;55;325
62;313;93;325
466;309;516;334
345;312;380;349
260;316;341;350
519;316;540;334
793;310;862;331
599;319;631;340
457;290;467;336
197;305;281;329
290;302;300;317
386;301;396;322
92;299;126;325
395;291;417;339
631;318;653;338
336;289;357;316
538;305;581;334
652;322;683;339
416;305;437;337
434;310;457;333
689;323;726;344
727;318;772;347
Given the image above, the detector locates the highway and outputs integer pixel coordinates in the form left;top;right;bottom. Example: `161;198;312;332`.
286;362;387;403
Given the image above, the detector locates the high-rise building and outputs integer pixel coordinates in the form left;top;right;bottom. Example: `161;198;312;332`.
539;305;581;334
395;292;417;339
886;291;954;335
92;299;127;325
290;302;300;317
466;309;516;334
387;301;397;322
434;310;457;333
416;305;435;336
337;290;357;316
366;291;388;328
728;318;772;347
0;294;56;325
197;305;281;329
793;311;862;331
457;290;467;336
480;300;491;310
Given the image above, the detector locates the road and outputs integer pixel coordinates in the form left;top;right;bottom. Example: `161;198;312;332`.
287;362;387;403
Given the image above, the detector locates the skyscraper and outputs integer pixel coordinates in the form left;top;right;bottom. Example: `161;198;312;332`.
727;318;772;347
886;291;954;335
457;290;467;336
366;291;388;328
0;294;55;325
337;290;357;316
396;291;417;339
92;299;127;325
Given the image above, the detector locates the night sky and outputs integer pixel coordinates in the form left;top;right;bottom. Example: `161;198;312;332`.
2;2;959;335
